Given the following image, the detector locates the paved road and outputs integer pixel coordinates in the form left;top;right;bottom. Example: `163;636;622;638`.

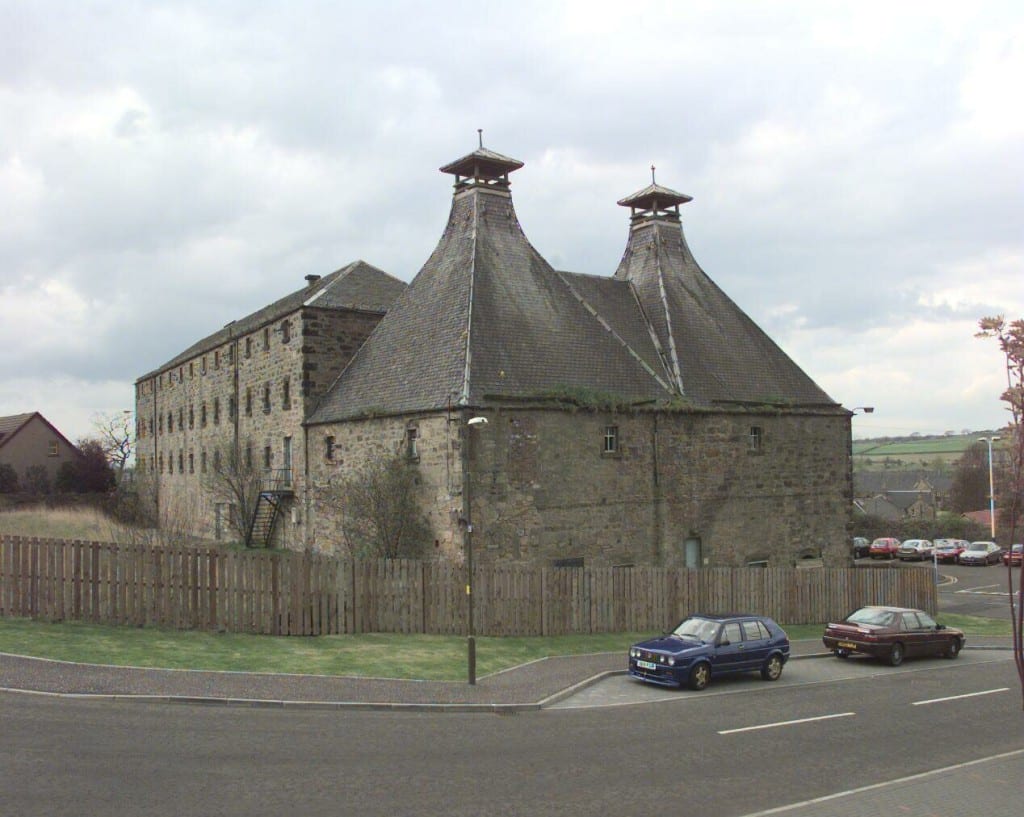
2;655;1019;817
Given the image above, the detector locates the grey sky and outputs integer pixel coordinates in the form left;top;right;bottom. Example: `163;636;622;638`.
2;0;1021;443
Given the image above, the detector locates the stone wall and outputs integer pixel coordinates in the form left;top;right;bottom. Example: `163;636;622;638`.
307;406;852;567
135;305;386;548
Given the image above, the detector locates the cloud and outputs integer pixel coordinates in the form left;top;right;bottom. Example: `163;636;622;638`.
1;0;1021;444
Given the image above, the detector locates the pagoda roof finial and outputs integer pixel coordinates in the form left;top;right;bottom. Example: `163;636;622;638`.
440;135;524;190
618;169;692;222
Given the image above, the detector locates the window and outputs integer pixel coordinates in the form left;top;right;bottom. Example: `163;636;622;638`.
214;350;220;370
213;449;221;471
245;387;253;417
748;426;763;453
245;337;252;359
167;411;173;433
603;425;619;454
281;320;291;344
201;403;207;427
177;451;184;473
158;415;163;434
179;366;183;382
263;445;272;469
325;435;335;461
228;396;236;421
742;620;770;640
201;450;207;473
213;397;220;425
178;407;183;430
227;345;234;365
201;356;207;375
47;441;59;457
263;327;270;351
282;377;291;410
721;622;743;645
245;442;253;470
159;453;164;473
189;362;194;378
406;428;418;460
263;383;272;413
188;452;194;474
189;404;195;429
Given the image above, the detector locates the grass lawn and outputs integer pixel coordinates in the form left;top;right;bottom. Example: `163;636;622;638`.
0;617;1008;681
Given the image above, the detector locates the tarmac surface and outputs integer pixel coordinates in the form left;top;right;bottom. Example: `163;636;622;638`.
2;637;1020;817
0;637;1015;711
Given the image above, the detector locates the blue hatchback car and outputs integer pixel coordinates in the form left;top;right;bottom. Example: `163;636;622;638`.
628;613;790;690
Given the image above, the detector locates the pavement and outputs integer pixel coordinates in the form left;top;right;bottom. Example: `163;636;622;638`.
0;637;1015;711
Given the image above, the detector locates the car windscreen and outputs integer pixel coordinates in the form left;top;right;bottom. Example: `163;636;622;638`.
845;608;896;627
672;617;721;642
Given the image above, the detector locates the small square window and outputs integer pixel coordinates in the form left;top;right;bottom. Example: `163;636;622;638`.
47;440;59;457
603;425;619;455
748;426;763;453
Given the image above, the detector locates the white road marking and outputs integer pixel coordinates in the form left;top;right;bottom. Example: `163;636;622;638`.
718;712;854;735
735;748;1024;817
912;687;1010;706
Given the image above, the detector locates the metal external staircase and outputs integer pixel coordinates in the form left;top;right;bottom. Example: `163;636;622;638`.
245;469;293;548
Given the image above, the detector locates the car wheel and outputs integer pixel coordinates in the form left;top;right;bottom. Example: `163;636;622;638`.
688;662;711;691
835;649;850;659
944;639;961;659
761;654;784;681
888;642;904;667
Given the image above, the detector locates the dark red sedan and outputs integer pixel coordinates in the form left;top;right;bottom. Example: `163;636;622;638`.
1004;544;1023;566
822;606;964;666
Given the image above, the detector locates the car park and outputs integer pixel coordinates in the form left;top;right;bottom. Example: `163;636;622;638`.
896;539;934;561
852;537;870;558
933;539;970;563
628;613;790;690
822;606;964;666
1003;544;1024;566
959;541;1003;566
868;537;901;559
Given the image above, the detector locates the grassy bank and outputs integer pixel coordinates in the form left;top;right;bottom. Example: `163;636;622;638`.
0;616;1008;681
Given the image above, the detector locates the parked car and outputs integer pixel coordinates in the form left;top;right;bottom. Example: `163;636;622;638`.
852;537;871;559
822;606;964;666
628;613;790;690
869;537;901;560
897;539;934;561
933;539;970;563
959;541;1003;566
1003;544;1024;566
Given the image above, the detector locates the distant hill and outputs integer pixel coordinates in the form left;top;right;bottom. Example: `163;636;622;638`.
852;430;1000;470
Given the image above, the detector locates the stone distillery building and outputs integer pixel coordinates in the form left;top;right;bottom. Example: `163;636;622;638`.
136;143;852;567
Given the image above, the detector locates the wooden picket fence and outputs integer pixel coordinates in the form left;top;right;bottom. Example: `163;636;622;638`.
0;535;937;636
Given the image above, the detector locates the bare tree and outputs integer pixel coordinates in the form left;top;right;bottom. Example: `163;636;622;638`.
977;315;1024;708
202;444;262;543
330;456;430;558
92;410;134;482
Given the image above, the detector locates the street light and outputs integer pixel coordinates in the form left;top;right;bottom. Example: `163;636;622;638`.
463;416;488;685
978;436;1000;538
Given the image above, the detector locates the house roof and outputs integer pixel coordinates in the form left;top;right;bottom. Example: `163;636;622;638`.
0;413;34;445
308;147;839;424
0;411;81;456
138;260;407;381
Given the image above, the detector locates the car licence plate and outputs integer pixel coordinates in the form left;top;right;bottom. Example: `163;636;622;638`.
838;641;856;649
637;660;658;670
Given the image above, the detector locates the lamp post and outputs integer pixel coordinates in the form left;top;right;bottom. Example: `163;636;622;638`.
979;436;1000;539
463;416;488;685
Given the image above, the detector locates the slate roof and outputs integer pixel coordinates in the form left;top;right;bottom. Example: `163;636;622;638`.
139;261;406;380
0;413;34;445
308;150;838;424
0;412;81;455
